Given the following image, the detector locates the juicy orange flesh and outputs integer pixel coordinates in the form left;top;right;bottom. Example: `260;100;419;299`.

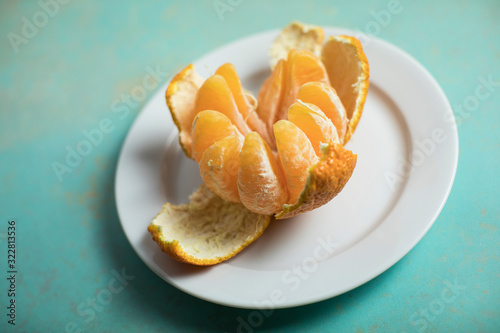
191;110;240;162
215;63;253;120
273;120;319;204
238;132;288;215
186;50;350;214
199;135;243;203
215;63;275;150
297;82;347;142
257;59;285;129
195;74;250;137
276;50;331;123
287;101;338;156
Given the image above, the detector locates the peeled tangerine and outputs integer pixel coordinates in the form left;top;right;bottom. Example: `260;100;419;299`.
148;21;369;265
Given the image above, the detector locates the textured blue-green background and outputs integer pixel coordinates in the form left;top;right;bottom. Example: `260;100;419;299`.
1;0;499;332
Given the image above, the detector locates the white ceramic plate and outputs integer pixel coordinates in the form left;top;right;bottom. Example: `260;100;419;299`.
115;27;458;309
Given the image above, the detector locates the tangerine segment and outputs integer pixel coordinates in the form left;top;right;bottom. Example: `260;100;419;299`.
275;143;357;219
287;100;339;156
195;74;251;137
321;36;369;143
196;71;273;150
199;135;243;203
273;120;319;204
191;110;242;163
297;82;347;143
277;49;331;123
166;64;204;157
238;132;288;215
215;63;274;150
215;63;253;120
257;59;286;130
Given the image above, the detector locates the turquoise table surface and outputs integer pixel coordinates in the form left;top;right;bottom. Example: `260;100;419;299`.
1;0;499;332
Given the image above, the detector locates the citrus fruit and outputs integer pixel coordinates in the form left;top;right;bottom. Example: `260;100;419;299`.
150;21;369;265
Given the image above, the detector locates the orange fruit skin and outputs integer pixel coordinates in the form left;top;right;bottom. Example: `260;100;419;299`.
199;135;243;203
146;230;192;264
322;36;369;144
165;64;203;158
273;120;319;204
297;82;347;143
191;110;241;163
275;142;357;219
287;101;339;156
147;229;205;265
269;21;324;69
238;132;288;215
148;185;271;266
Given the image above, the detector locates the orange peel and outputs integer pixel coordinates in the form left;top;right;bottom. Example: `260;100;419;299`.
165;64;203;158
321;35;369;143
148;185;271;265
